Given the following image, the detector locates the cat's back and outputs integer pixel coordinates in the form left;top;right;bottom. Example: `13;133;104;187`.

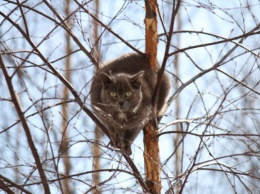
100;53;156;75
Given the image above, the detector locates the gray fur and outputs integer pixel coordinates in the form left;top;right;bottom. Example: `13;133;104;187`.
91;53;170;155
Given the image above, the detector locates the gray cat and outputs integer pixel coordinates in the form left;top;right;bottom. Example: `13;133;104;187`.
91;53;170;155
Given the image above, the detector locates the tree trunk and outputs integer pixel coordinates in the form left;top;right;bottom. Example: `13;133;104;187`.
144;0;161;193
173;8;183;193
61;1;72;193
92;1;102;193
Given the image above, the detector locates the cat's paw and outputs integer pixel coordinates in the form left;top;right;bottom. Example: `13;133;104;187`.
123;146;132;155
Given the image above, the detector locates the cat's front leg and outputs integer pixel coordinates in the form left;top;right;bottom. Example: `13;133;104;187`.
116;130;126;150
110;129;126;152
123;140;132;155
123;127;143;155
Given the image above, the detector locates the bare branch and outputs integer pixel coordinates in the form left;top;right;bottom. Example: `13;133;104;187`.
0;53;51;193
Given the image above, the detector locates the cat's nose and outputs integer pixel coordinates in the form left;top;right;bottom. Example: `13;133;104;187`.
118;101;124;106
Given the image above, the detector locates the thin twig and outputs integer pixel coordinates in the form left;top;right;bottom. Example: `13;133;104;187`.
167;24;260;105
0;175;32;194
0;10;148;193
74;0;143;55
0;11;110;139
153;0;182;114
0;178;15;194
0;53;50;193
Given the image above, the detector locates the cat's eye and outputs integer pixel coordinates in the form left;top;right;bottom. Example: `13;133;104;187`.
125;91;132;97
110;92;117;97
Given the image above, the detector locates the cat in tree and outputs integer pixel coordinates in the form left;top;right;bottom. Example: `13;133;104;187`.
91;53;170;155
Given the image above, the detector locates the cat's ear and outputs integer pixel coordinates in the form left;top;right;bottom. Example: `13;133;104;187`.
100;72;114;88
130;71;144;89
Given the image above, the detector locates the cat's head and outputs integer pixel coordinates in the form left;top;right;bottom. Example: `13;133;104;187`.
100;71;144;113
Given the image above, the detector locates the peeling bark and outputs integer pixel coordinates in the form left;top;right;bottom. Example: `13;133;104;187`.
144;0;162;193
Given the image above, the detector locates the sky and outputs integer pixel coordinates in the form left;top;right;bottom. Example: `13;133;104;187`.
0;0;260;193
